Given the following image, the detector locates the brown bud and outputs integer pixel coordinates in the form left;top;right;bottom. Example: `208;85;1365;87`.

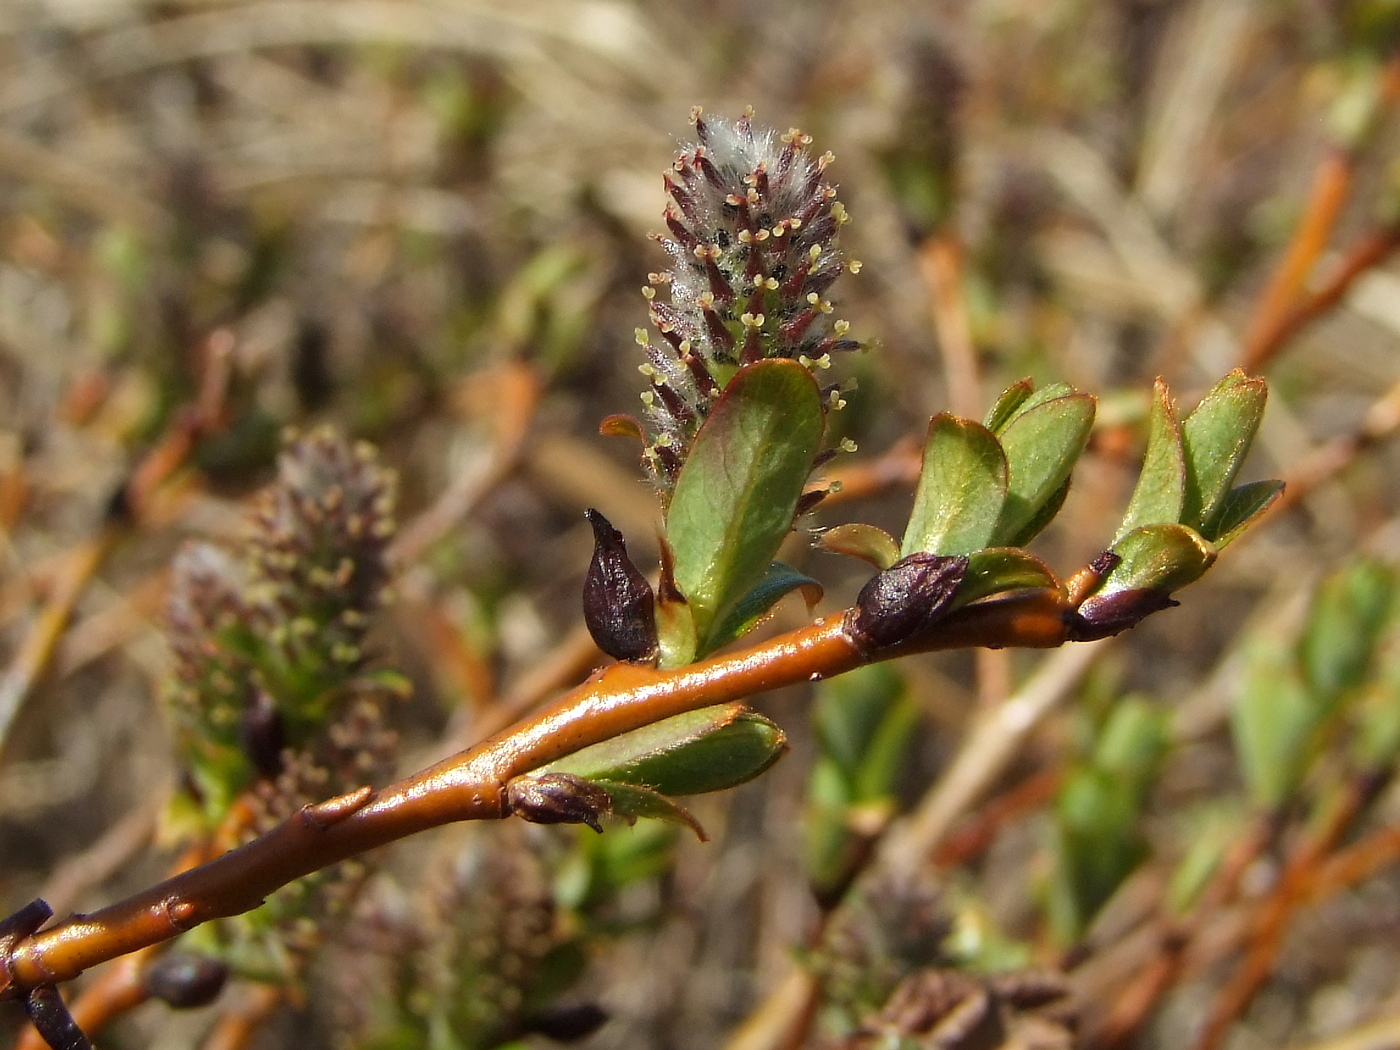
526;1002;610;1042
142;952;229;1009
507;773;612;833
582;510;658;663
22;986;92;1050
846;553;968;654
1069;587;1178;641
239;691;285;779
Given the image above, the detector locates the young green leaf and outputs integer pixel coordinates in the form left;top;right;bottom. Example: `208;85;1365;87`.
544;702;787;798
954;548;1060;608
816;523;901;569
1300;559;1396;700
665;360;824;654
706;562;822;653
1231;638;1317;811
1181;370;1268;537
1209;480;1284;548
901;413;1008;557
1114;379;1185;542
992;394;1095;545
983;378;1035;433
988;380;1076;435
591;781;709;840
1095;523;1217;599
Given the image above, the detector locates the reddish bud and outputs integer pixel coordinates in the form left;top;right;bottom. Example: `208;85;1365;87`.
582;510;658;663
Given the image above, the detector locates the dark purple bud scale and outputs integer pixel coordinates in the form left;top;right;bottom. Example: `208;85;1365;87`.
1069;587;1177;642
507;773;612;833
23;986;93;1050
582;509;658;663
142;952;230;1008
846;553;970;654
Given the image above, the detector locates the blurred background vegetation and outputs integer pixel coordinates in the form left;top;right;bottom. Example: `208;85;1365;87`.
4;1;1400;1049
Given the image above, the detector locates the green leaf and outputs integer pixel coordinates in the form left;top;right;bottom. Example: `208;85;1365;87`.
545;702;787;797
1166;808;1241;914
851;693;918;803
592;780;708;840
954;548;1060;608
654;591;696;669
1181;370;1268;537
1300;560;1396;700
983;378;1034;433
1231;638;1317;811
992;393;1095;545
813;663;907;779
1209;480;1284;548
665;360;824;654
1098;523;1216;597
707;562;823;652
816;523;900;569
902;414;1008;557
988;381;1074;434
1114;379;1185;542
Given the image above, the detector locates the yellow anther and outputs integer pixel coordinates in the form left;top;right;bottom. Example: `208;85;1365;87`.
847;260;863;273
642;285;656;300
840;438;858;453
635;328;651;346
834;319;850;336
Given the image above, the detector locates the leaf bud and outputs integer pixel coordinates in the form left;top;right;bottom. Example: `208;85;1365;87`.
239;691;285;779
507;773;613;833
526;1002;609;1042
141;952;230;1008
582;509;658;662
1069;588;1178;641
846;553;969;654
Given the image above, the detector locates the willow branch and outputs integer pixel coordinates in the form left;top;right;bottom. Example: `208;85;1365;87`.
0;588;1077;997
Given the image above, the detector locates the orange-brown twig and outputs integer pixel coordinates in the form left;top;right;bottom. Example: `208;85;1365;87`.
200;983;283;1050
919;233;981;418
0;588;1081;997
0;330;233;757
1241;53;1400;372
932;766;1062;869
1190;775;1382;1050
1087;812;1280;1050
1241;148;1355;372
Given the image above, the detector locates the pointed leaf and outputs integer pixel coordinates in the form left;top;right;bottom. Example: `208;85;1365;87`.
1231;638;1317;810
984;379;1035;433
546;702;788;797
996;381;1076;431
993;393;1095;545
1209;480;1284;548
708;562;823;652
1114;379;1185;542
665;360;824;653
816;523;900;569
813;663;907;778
1097;523;1216;598
954;548;1061;608
592;780;709;840
902;414;1008;557
1004;477;1071;548
1181;370;1268;537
